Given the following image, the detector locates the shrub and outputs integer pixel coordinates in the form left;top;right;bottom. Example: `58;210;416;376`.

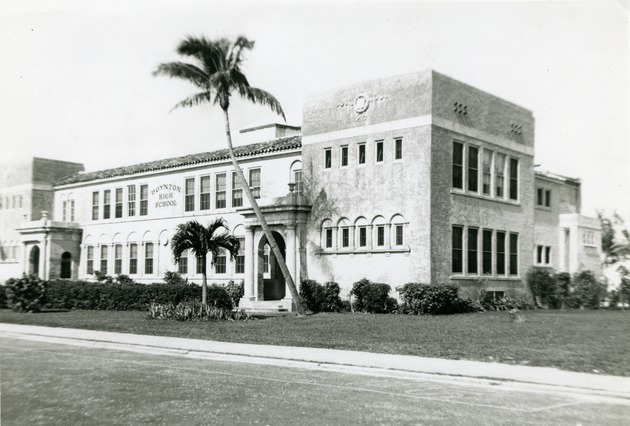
568;271;607;309
115;274;135;284
481;292;535;311
163;271;187;286
93;270;114;283
224;280;244;307
350;278;397;314
397;283;479;315
5;275;48;312
526;267;560;308
148;301;251;321
205;284;233;310
0;285;8;308
299;280;344;313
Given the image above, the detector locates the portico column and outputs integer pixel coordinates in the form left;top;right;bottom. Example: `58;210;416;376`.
243;226;255;300
284;224;296;303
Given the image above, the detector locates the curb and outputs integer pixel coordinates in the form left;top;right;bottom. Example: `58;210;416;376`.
2;323;630;401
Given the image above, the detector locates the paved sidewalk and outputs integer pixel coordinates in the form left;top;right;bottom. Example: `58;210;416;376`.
2;322;630;399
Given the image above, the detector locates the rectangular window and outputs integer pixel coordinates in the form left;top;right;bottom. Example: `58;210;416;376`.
249;169;261;199
358;143;366;164
185;178;195;212
359;227;367;247
495;153;506;198
129;243;138;275
100;245;108;274
452;226;463;274
342;228;349;248
395;138;403;160
375;140;384;162
293;170;303;196
114;244;122;274
200;176;211;210
127;185;136;217
216;173;226;209
140;184;148;216
536;188;544;206
509;158;519;201
482;150;492;195
467;146;479;192
395;225;404;246
70;200;75;222
482;229;492;275
537;245;543;264
145;243;154;275
377;226;385;246
196;255;204;274
177;250;188;274
509;233;519;275
324;149;332;168
62;200;68;222
232;172;243;207
263;246;270;274
325;229;333;248
92;192;99;220
545;246;551;265
452;142;464;189
341;146;348;167
103;190;111;219
115;188;123;218
545;190;551;208
87;246;94;275
496;232;506;275
235;239;245;274
215;250;226;274
467;228;478;274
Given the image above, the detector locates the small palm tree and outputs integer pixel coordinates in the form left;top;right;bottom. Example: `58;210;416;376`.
155;35;306;314
171;218;239;306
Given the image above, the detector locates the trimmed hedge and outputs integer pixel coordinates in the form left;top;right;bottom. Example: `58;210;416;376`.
350;278;397;313
5;275;48;312
397;283;479;315
299;280;346;313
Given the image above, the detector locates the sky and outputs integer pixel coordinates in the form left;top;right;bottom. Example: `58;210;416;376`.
1;0;628;221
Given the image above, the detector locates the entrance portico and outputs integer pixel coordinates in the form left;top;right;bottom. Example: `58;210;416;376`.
238;191;311;312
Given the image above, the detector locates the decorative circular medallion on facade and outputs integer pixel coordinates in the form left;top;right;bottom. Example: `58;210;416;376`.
353;94;369;114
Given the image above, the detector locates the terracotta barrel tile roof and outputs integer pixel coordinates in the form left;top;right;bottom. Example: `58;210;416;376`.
57;136;302;185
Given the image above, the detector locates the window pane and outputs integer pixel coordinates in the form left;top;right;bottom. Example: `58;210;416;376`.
216;174;226;208
232;172;243;207
341;146;348;166
452;226;463;273
396;225;404;246
200;176;210;210
92;191;99;220
325;149;332;168
483;229;492;274
358;144;366;164
496;232;505;274
467;146;479;192
249;169;261;199
140;185;148;216
376;141;383;162
342;228;349;247
482;150;492;195
377;226;385;246
395;138;402;160
129;243;137;274
509;233;518;275
359;227;367;247
145;243;153;275
495;153;505;198
325;229;333;248
467;228;478;274
103;190;111;219
452;142;463;189
127;185;136;216
185;178;195;212
509;158;519;200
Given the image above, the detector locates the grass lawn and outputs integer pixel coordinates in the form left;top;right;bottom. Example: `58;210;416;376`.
1;308;629;376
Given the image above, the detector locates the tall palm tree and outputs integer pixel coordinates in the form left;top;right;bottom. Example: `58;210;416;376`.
171;219;239;306
155;35;305;315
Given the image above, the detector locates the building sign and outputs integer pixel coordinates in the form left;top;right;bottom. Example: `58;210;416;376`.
152;184;181;208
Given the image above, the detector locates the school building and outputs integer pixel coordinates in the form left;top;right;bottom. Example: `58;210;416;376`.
0;70;602;311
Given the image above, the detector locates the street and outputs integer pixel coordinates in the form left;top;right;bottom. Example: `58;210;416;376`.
1;337;628;425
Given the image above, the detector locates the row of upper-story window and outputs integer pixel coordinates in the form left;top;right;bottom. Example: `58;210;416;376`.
0;195;24;210
84;242;246;277
323;137;404;169
86;167;292;221
183;169;262;213
536;187;552;208
452;225;520;277
452;141;520;202
320;215;407;251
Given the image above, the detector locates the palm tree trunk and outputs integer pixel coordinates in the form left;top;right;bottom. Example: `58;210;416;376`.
201;255;208;306
222;108;306;315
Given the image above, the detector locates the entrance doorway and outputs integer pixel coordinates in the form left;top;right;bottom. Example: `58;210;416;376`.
60;252;72;279
29;246;40;276
257;231;286;300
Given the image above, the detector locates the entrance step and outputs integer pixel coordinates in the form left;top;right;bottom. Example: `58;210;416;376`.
238;299;292;314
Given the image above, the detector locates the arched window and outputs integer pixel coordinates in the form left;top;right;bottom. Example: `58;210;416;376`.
337;218;351;249
289;160;303;195
390;214;407;247
354;217;368;248
60;252;72;279
371;216;387;247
